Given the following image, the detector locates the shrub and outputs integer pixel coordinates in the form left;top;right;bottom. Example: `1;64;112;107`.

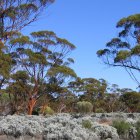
77;101;93;113
136;128;140;139
82;120;92;129
0;93;11;105
135;121;140;129
120;92;140;112
135;121;140;139
112;120;131;137
43;106;54;115
95;108;106;113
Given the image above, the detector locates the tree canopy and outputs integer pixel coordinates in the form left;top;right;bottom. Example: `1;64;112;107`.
97;13;140;86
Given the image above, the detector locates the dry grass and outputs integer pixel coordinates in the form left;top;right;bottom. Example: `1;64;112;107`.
98;119;112;126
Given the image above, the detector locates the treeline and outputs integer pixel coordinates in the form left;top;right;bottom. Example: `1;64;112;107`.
1;76;140;115
0;0;140;115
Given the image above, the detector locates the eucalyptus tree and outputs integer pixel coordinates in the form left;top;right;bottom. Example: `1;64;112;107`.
97;14;140;86
6;71;30;114
0;0;54;39
69;78;107;111
0;45;11;89
69;78;107;99
120;91;140;112
0;0;55;90
9;30;76;114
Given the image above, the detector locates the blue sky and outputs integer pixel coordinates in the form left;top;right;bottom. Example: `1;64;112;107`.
23;0;140;90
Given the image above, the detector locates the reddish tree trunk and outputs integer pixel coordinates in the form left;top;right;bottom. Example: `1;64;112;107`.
28;98;37;115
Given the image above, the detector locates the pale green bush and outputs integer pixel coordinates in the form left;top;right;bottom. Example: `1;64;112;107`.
82;120;92;129
95;108;106;113
77;101;93;113
112;120;131;138
44;106;54;115
135;121;140;139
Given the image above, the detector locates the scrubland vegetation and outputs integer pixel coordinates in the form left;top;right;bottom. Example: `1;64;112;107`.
0;0;140;139
0;0;139;116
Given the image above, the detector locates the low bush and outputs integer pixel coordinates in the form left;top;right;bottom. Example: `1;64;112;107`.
136;128;140;139
77;101;93;113
0;93;11;106
135;121;140;139
112;120;131;138
95;108;106;113
43;106;54;115
82;120;92;129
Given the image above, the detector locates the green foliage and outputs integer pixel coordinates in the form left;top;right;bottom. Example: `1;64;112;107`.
0;0;81;115
82;120;92;129
112;120;131;136
10;36;30;46
43;106;54;115
0;52;11;78
136;129;140;140
67;58;75;64
0;0;54;39
95;108;106;113
57;38;76;50
106;38;130;48
120;92;140;112
135;121;140;139
97;13;140;85
0;0;139;115
0;93;11;105
131;45;140;55
31;30;56;38
0;0;55;92
97;49;110;57
47;66;77;78
69;78;107;103
11;71;29;82
117;14;140;29
114;50;130;63
9;30;76;108
77;101;93;113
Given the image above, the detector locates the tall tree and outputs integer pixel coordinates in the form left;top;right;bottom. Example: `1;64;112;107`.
69;78;107;111
0;0;54;39
97;14;140;86
0;44;11;89
120;91;140;112
9;30;76;114
0;0;54;90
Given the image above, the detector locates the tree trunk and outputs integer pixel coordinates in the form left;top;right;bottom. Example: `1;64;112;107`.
27;84;38;115
28;98;37;115
57;103;66;113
